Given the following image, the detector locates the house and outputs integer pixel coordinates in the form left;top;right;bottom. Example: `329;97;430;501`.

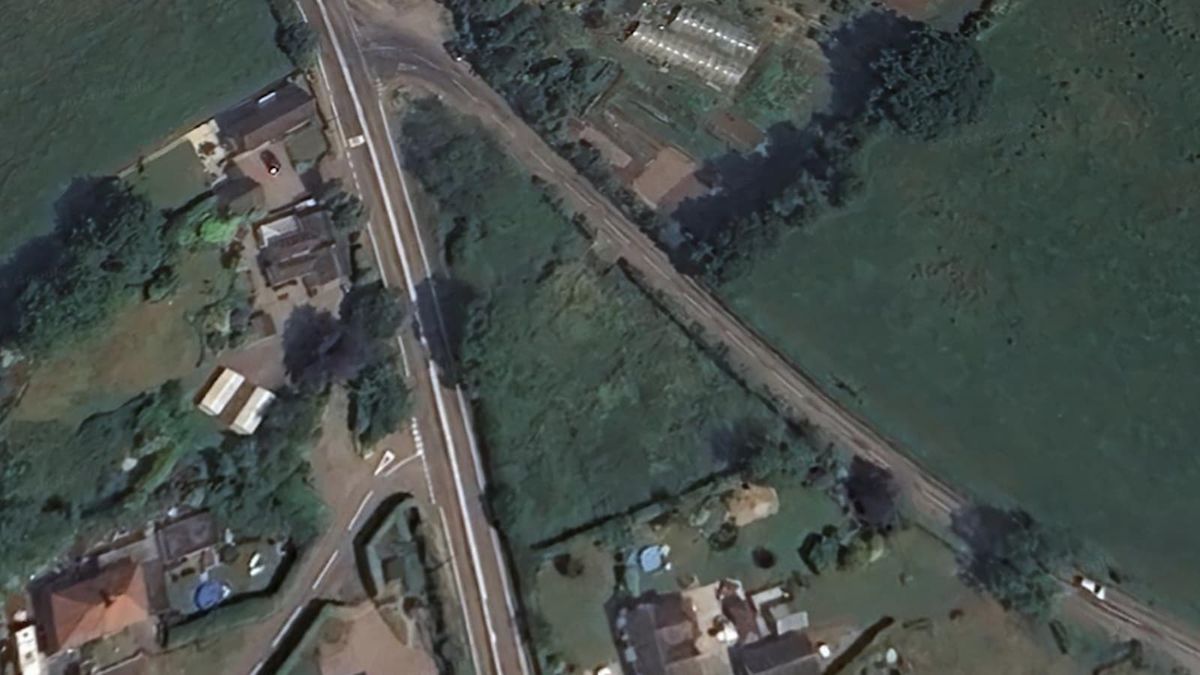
730;632;821;675
217;83;316;153
34;559;156;653
197;368;246;417
616;592;734;675
256;211;348;294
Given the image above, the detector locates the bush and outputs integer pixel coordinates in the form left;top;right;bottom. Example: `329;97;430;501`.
952;505;1067;616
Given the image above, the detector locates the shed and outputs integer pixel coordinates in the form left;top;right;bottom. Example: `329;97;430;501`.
231;387;276;435
198;368;246;416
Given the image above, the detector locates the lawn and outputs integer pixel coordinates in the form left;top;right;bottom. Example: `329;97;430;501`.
0;0;289;258
130;141;211;211
400;98;784;550
723;0;1200;621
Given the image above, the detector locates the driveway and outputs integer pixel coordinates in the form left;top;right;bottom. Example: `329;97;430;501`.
232;140;307;211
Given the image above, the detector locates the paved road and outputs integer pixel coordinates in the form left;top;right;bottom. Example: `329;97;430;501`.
342;8;1200;671
260;0;534;674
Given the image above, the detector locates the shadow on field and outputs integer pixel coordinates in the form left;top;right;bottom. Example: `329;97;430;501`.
667;10;935;272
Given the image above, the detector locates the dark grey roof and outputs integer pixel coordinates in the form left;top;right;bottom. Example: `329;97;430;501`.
218;83;315;152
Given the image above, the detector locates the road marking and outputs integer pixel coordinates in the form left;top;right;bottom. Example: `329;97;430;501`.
396;335;411;377
410;417;427;454
383;449;424;478
314;0;419;304
684;294;705;315
272;605;306;648
317;2;504;670
312;550;340;591
249;662;264;675
436;505;484;666
373;449;396;476
347;490;375;532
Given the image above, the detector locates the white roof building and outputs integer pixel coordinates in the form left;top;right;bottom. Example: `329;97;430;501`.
231;387;276;435
198;368;246;416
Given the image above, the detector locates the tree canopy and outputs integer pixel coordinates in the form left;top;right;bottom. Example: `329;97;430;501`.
867;25;994;139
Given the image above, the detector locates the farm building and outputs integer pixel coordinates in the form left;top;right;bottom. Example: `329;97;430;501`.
231;387;276;436
625;8;760;89
197;367;246;416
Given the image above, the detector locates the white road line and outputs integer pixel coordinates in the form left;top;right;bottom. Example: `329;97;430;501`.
384;449;424;478
373;449;397;476
396;335;411;377
316;1;503;670
419;453;438;506
458;388;535;675
347;489;375;532
429;365;503;670
272;605;306;648
249;662;264;675
312;550;340;590
374;66;515;674
437;505;483;664
684;294;705;315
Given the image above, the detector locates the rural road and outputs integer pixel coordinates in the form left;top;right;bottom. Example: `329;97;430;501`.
337;1;1200;671
231;0;535;673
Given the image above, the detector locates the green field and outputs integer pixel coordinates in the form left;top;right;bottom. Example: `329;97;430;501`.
0;0;289;257
400;99;784;549
724;0;1200;620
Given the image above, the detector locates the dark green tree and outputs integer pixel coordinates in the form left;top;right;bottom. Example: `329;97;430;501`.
868;25;994;139
953;505;1067;616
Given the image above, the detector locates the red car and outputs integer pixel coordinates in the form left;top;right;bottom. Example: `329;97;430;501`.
260;149;282;176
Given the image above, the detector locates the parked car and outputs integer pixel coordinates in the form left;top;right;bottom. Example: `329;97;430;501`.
260;149;282;176
1076;575;1107;601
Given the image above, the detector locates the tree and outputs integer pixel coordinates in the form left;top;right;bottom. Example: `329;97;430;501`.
323;190;365;233
16;177;169;354
347;364;409;446
281;306;368;390
868;25;994;140
268;0;317;70
952;505;1067;616
843;457;902;532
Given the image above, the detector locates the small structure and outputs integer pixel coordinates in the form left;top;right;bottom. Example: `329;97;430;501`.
231;386;276;436
638;544;671;574
217;82;316;153
156;512;218;564
197;367;246;417
750;586;808;637
196;367;276;435
15;624;47;675
730;632;821;675
625;8;760;89
723;484;779;528
631;146;707;211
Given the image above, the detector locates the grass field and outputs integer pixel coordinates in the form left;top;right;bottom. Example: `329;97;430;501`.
723;0;1200;621
401;100;784;550
0;0;288;257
